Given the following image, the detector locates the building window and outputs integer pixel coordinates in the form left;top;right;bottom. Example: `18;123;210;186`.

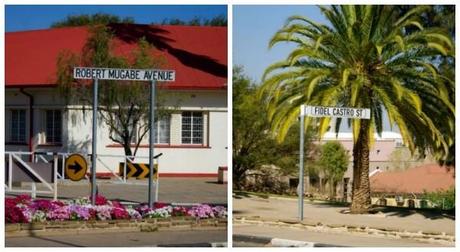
45;110;62;143
155;116;170;144
111;116;171;145
10;109;26;143
181;111;203;144
111;118;138;144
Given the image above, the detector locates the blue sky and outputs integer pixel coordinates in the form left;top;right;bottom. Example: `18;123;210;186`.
5;5;227;32
233;5;328;83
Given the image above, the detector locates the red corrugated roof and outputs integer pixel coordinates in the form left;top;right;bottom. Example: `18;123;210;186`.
5;24;227;90
370;164;455;194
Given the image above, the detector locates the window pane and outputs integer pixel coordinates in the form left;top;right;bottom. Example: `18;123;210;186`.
46;110;62;143
19;110;26;142
159;117;170;143
10;110;26;143
181;111;203;144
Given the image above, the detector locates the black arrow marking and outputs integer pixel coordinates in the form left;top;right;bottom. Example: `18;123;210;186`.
68;161;83;174
133;164;144;177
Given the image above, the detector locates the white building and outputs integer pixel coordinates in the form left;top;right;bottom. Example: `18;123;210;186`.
5;24;228;177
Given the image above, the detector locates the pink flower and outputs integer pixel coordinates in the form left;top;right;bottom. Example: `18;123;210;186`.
91;195;108;206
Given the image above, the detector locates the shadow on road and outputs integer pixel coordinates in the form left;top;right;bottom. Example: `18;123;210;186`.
233;191;269;199
205;181;224;185
373;206;455;220
24;224;84;247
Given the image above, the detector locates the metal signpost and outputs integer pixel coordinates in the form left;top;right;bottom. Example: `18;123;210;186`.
74;67;175;207
298;105;370;221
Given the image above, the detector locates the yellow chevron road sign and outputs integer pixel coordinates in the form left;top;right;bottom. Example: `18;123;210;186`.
119;162;158;179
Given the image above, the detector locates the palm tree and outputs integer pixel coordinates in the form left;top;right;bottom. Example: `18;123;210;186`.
259;5;454;213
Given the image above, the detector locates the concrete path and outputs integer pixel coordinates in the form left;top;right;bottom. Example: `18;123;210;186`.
233;193;455;235
6;230;227;247
7;178;227;205
233;224;450;247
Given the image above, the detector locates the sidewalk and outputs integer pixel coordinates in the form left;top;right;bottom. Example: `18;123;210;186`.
7;178;227;205
233;193;455;235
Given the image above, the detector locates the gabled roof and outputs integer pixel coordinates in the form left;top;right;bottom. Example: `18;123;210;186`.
6;24;227;90
370;164;455;194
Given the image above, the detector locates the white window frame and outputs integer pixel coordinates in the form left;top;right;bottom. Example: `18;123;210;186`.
181;111;204;145
154;115;171;144
111;115;171;145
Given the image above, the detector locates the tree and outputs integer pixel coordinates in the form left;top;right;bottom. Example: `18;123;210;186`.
233;66;319;191
204;15;228;26
319;141;349;198
388;147;427;171
233;66;277;189
51;13;134;28
57;25;172;157
260;6;454;213
158;15;227;27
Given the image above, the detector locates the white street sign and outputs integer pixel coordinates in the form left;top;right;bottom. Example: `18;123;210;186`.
301;105;370;119
73;67;175;82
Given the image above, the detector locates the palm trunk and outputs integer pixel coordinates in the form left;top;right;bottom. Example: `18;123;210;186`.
350;119;371;213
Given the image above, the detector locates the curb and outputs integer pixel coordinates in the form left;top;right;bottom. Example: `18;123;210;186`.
234;218;455;245
6;218;227;238
233;234;336;247
156;242;227;247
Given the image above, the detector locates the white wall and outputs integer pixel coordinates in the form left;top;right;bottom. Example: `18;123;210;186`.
5;88;228;175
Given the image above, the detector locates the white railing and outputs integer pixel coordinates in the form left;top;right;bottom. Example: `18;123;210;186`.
5;151;161;201
5;151;58;200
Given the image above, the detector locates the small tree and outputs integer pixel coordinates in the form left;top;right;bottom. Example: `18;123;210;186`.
57;25;173;157
319;141;349;198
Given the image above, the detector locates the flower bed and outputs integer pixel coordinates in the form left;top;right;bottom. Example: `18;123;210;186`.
5;195;227;224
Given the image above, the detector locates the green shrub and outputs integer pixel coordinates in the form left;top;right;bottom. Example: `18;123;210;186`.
422;187;455;210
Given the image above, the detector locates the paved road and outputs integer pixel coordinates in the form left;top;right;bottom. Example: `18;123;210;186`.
233;224;450;247
233;193;454;235
7;178;227;205
6;230;227;247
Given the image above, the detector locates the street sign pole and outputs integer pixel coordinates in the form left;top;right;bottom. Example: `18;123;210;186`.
299;105;305;221
298;104;371;221
91;78;98;205
148;80;156;208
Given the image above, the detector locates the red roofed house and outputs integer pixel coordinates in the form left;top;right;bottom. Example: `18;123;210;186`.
370;164;454;208
5;24;227;177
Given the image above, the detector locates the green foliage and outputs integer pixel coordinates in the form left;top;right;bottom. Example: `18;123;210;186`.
319;141;349;196
51;13;134;28
233;66;276;189
233;66;318;190
204;15;228;26
158;15;227;26
56;25;171;157
423;187;455;210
